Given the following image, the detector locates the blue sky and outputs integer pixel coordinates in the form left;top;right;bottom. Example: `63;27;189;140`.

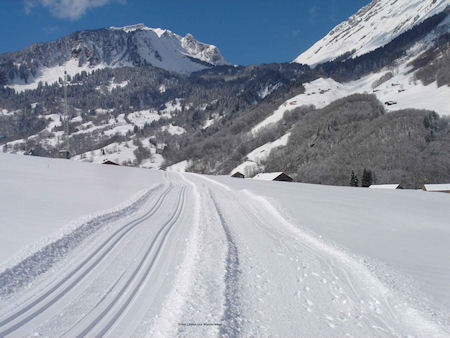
0;0;371;65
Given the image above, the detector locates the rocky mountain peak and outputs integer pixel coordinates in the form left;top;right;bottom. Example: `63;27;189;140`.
0;23;230;91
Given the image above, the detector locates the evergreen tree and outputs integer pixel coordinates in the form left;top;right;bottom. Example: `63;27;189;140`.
361;168;373;187
0;71;7;86
350;170;359;187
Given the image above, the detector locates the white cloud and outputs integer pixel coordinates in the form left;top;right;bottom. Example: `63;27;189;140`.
25;0;126;20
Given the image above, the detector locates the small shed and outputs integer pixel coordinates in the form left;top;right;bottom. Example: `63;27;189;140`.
102;159;119;166
422;184;450;193
231;172;245;179
369;184;403;189
58;150;71;159
253;172;293;182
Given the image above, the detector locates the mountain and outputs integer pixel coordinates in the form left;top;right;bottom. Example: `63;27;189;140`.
0;23;229;92
0;3;449;188
226;0;450;182
294;0;448;66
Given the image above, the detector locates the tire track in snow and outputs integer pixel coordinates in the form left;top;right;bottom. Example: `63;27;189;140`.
77;186;187;337
208;190;241;337
0;185;173;337
143;172;203;338
0;184;163;297
60;270;127;337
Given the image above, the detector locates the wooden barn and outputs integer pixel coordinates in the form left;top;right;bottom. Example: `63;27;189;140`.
369;184;403;189
231;172;245;178
253;172;293;182
422;184;450;193
102;159;119;166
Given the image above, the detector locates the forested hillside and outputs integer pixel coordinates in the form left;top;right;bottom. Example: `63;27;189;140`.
263;95;450;188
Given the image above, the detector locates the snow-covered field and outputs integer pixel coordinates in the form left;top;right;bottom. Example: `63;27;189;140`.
0;154;449;336
0;154;163;270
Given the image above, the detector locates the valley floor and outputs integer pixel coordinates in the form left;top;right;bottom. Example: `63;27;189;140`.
0;154;449;336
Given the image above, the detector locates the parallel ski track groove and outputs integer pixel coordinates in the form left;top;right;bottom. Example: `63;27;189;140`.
77;186;187;337
208;190;241;337
0;184;173;337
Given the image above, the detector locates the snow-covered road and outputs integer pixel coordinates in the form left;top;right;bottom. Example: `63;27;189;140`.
0;159;449;336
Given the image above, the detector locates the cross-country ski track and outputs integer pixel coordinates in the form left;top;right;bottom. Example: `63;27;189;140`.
0;159;449;336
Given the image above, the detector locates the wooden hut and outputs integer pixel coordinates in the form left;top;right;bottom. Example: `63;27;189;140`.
253;172;293;182
422;184;450;193
369;184;403;190
231;172;245;178
102;159;119;166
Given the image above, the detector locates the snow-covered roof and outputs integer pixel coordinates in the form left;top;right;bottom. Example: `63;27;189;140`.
253;172;285;181
369;184;401;190
423;184;450;191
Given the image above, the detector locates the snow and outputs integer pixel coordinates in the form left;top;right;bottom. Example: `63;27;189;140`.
369;184;401;189
7;59;105;93
140;153;164;170
166;160;190;172
45;131;64;147
202;113;222;129
95;108;113;115
107;80;129;92
44;114;63;132
0;155;449;336
109;23;162;34
161;123;186;135
231;133;291;176
202;118;215;129
127;109;163;128
257;82;281;99
0;153;163;271
104;124;134;137
70;115;83;123
294;0;449;66
209;175;450;313
0;109;14;116
161;98;183;115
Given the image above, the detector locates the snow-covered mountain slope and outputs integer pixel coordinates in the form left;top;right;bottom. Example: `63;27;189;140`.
294;0;448;66
2;23;229;92
250;5;449;136
0;155;449;336
252;62;450;135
